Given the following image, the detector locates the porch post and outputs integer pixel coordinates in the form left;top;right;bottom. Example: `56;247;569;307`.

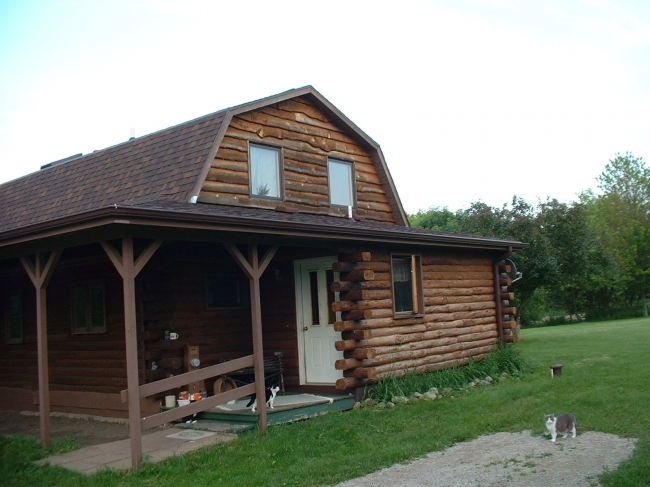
20;250;62;447
101;238;162;469
224;243;278;432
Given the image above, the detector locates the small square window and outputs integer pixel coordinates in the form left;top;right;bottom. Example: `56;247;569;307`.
206;275;250;309
328;158;355;208
72;282;106;334
6;294;23;344
250;144;282;199
392;255;424;317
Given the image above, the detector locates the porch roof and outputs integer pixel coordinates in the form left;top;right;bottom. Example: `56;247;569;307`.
0;197;525;257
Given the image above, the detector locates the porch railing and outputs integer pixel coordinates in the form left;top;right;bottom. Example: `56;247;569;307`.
121;354;257;430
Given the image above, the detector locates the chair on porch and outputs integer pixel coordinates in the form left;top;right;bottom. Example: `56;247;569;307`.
222;352;285;394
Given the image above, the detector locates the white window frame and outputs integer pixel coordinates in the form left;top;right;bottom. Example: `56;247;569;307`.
327;158;355;208
249;143;283;200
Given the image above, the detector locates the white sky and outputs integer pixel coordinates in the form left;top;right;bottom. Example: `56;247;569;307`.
1;0;649;214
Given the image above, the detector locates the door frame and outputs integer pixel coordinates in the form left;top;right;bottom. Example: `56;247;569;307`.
294;255;343;385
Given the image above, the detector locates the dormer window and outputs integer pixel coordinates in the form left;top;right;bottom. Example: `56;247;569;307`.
328;158;355;208
250;143;282;199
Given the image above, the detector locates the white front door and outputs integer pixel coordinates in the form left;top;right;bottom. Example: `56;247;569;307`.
295;256;344;384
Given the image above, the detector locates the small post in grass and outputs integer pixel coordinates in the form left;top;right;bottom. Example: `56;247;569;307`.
550;364;563;378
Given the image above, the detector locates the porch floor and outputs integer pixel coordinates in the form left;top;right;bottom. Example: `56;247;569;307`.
34;393;354;474
180;392;355;431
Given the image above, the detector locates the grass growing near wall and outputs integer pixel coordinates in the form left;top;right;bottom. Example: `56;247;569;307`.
1;317;649;486
370;344;529;402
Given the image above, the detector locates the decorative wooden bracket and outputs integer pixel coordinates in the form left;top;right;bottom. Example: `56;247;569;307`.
223;243;278;279
100;238;162;280
20;250;62;290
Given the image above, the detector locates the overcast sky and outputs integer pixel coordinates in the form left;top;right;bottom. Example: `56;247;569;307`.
1;0;649;214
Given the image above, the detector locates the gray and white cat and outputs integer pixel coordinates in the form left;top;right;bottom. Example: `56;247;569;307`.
545;413;577;442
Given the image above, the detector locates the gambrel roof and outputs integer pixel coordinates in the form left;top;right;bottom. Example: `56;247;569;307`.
0;87;406;234
0;86;525;256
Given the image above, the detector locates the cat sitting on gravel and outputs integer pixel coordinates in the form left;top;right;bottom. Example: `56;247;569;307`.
545;413;578;442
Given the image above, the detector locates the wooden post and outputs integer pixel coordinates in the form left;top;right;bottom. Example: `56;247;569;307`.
224;243;278;432
20;250;62;448
101;238;162;469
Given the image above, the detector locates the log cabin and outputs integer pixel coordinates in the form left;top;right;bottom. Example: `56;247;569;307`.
0;86;524;467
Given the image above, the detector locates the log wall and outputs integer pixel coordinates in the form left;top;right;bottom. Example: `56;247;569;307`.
134;243;318;391
198;96;397;224
0;242;333;408
332;250;507;390
0;241;519;405
497;261;519;342
0;246;128;396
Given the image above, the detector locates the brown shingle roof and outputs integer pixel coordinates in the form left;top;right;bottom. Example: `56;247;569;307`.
0;109;226;233
0;86;524;253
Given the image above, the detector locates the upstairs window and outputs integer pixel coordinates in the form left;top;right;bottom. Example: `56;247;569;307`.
6;294;23;344
392;255;424;317
250;144;282;199
328;158;355;208
72;282;106;334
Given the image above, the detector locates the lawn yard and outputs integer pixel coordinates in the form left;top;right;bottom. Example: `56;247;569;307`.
1;317;649;486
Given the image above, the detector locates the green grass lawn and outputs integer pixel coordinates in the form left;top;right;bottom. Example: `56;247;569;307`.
1;317;649;486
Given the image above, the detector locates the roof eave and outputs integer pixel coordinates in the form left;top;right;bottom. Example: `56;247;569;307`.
0;206;526;256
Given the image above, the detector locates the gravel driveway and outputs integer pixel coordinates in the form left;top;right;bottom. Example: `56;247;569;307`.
2;412;636;485
336;430;636;487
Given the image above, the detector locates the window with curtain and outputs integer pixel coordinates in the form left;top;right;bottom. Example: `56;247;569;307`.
328;158;354;207
391;255;423;316
250;144;282;199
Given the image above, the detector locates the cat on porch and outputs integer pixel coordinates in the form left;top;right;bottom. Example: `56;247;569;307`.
247;385;280;412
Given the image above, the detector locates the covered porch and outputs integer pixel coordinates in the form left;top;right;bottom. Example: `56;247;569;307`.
4;223;347;469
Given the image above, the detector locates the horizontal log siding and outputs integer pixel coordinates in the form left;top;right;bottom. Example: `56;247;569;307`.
0;249;129;394
140;246;251;389
138;243;312;390
199;97;396;223
333;251;499;390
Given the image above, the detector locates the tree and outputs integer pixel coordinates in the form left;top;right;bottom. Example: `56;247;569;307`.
462;197;556;326
537;199;598;316
593;152;650;317
579;191;626;317
408;206;465;233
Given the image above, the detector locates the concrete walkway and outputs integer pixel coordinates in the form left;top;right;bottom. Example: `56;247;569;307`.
35;427;237;475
